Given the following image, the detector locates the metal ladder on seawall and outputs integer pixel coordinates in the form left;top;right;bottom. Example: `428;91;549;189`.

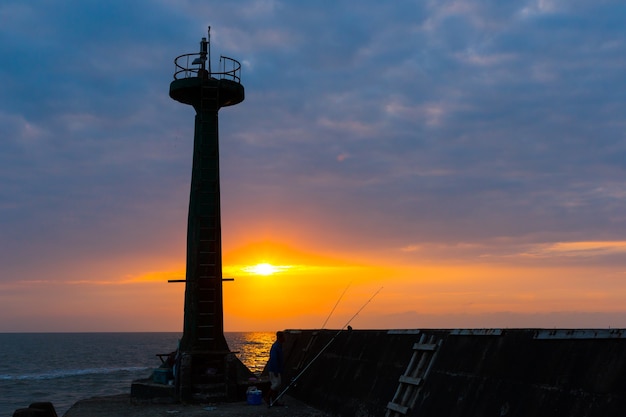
385;334;443;417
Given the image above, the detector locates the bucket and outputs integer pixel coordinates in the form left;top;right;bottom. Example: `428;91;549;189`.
246;389;263;405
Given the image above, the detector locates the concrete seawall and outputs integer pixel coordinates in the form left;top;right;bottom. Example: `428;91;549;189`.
279;329;626;416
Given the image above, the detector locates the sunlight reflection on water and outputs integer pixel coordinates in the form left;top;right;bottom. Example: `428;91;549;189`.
226;332;275;376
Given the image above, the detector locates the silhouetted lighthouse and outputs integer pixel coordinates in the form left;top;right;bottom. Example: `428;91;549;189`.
169;27;244;401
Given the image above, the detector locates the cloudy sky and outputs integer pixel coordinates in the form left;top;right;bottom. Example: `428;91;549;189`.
1;0;626;332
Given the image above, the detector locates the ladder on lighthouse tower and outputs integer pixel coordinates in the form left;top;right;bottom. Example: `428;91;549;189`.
195;82;220;345
385;334;443;417
184;78;231;402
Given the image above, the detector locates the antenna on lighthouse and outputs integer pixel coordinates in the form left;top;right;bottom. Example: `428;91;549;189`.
207;26;211;74
192;27;211;73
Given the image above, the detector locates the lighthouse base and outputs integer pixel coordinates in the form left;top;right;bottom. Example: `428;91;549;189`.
130;352;255;404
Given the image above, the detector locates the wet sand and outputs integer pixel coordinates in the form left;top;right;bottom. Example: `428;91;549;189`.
63;394;331;417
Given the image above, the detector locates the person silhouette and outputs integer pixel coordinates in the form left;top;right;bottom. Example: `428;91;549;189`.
265;331;285;405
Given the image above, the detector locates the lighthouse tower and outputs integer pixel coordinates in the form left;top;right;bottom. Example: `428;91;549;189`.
169;28;245;401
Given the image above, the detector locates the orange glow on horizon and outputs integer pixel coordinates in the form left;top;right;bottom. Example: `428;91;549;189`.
7;239;626;332
221;240;388;330
218;239;626;331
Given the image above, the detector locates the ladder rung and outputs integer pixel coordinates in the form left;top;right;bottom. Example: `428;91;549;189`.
413;342;437;351
399;375;422;386
386;402;409;415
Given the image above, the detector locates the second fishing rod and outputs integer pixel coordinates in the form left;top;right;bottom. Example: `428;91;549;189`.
269;286;383;407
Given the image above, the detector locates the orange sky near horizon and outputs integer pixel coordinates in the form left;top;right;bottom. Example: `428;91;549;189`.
3;238;625;332
0;232;626;331
220;239;626;331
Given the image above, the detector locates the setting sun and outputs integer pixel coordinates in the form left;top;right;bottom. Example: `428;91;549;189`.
243;263;287;276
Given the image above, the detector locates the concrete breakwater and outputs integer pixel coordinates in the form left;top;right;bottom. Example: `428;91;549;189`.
279;328;626;416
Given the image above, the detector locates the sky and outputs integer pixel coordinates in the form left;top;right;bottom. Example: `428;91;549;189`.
1;0;626;332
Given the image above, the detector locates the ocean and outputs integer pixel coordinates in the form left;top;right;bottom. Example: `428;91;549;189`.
0;332;275;417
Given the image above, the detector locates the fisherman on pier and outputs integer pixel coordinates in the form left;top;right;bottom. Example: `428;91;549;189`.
265;331;285;406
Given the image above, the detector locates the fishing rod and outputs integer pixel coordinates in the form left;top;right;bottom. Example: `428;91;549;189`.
270;286;383;407
320;282;351;329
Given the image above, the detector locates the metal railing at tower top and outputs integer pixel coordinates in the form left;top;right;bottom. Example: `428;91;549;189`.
173;53;242;83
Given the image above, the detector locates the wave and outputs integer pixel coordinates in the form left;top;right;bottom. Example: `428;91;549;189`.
0;366;150;381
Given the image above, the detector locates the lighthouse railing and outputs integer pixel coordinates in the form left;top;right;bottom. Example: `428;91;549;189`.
173;53;241;83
